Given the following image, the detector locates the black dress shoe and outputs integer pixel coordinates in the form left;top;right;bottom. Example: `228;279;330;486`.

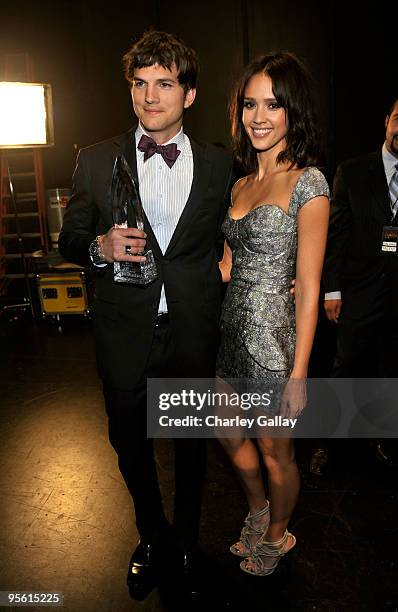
127;542;159;601
181;549;233;608
178;548;204;600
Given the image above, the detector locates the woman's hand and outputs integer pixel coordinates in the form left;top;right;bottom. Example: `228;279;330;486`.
280;378;307;419
219;240;232;282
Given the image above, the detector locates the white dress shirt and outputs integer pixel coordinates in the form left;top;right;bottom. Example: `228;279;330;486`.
383;141;398;186
135;123;193;313
325;143;397;301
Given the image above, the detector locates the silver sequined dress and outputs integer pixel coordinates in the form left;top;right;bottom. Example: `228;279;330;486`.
217;167;329;380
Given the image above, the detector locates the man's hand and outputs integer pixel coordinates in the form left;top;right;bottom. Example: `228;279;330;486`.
100;226;147;263
324;298;342;323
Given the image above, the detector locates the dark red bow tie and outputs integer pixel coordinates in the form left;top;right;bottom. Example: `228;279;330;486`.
137;134;181;168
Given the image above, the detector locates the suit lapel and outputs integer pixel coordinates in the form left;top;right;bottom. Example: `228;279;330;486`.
367;152;391;220
117;129;138;182
165;136;211;256
113;129;162;259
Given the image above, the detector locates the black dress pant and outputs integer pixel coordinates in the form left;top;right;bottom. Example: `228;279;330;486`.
102;321;207;548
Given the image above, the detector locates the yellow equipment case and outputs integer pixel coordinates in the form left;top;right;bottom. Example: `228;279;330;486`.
36;271;89;316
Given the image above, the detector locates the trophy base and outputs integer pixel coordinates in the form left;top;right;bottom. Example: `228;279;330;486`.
114;250;157;285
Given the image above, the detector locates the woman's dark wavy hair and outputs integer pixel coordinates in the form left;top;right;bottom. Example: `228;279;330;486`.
230;51;321;173
123;30;199;93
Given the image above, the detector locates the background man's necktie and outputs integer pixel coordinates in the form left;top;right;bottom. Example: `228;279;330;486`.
389;162;398;218
138;134;181;168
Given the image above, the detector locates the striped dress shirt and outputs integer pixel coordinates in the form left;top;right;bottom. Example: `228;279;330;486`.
135;124;193;313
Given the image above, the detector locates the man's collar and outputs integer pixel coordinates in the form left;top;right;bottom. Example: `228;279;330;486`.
382;142;398;169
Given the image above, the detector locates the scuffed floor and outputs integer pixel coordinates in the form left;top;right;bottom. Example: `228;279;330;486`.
0;314;397;611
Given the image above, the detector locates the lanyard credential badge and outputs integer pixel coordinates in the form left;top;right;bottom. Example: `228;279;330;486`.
381;226;398;254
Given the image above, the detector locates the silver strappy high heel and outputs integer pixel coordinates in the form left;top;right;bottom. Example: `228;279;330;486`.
230;502;270;557
240;529;296;576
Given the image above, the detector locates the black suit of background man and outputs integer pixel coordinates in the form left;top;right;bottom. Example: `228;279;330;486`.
323;97;398;377
314;97;398;475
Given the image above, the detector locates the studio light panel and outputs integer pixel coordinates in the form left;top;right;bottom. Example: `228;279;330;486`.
0;82;54;148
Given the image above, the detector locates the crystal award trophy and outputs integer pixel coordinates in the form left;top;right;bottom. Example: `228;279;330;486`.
110;155;157;285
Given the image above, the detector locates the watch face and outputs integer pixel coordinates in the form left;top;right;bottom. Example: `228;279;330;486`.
89;240;99;257
89;238;103;263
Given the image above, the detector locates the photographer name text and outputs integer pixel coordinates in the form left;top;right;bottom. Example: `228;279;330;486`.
158;415;297;429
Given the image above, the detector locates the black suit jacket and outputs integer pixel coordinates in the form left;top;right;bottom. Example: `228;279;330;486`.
322;150;398;318
59;129;233;388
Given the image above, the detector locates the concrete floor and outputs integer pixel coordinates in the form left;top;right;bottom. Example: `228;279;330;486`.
0;313;397;611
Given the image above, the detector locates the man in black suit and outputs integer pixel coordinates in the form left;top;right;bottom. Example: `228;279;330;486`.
59;31;232;600
321;96;398;466
323;95;398;375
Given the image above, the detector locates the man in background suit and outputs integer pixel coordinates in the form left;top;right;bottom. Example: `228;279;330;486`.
59;30;232;601
322;95;398;464
323;95;398;373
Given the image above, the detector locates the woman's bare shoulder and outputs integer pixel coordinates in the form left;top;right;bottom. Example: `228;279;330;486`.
231;174;251;204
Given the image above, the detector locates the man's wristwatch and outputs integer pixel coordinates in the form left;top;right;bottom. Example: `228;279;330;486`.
89;235;107;266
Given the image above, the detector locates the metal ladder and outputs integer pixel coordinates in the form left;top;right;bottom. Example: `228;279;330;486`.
0;53;49;299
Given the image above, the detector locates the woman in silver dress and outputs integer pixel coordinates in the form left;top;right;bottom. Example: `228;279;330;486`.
217;51;330;576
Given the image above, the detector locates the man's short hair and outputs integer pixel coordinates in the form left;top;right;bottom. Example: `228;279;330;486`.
387;95;398;116
123;30;199;92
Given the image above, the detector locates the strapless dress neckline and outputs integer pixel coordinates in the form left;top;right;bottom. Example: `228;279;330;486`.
228;203;292;222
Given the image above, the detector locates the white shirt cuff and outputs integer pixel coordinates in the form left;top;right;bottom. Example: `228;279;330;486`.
92;261;108;268
325;291;341;300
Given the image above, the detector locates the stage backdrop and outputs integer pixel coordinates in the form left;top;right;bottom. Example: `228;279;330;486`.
0;0;394;188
